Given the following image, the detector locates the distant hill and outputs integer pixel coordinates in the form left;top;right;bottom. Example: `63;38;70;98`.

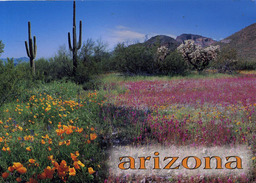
0;57;29;66
176;34;216;47
144;35;179;51
217;23;256;62
142;34;216;51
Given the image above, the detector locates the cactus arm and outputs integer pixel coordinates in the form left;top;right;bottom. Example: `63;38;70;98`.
78;20;82;50
33;36;37;58
25;41;31;58
68;32;73;51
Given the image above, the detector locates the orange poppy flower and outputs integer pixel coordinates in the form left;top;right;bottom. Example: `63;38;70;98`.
73;161;80;170
13;162;23;169
70;153;78;161
66;140;70;146
28;178;38;183
38;172;46;180
17;167;27;174
26;147;32;151
16;177;22;182
8;166;14;172
75;151;79;156
69;167;76;176
2;172;9;179
77;161;85;168
29;159;36;164
44;166;54;179
48;155;53;160
88;167;95;174
90;133;97;141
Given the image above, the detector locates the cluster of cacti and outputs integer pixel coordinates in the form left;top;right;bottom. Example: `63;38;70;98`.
25;21;37;75
68;0;82;76
24;0;82;76
177;40;220;72
157;45;169;62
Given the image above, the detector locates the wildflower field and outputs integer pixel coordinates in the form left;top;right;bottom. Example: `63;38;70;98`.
0;73;255;182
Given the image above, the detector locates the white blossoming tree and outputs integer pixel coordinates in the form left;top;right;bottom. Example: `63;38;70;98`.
177;40;220;72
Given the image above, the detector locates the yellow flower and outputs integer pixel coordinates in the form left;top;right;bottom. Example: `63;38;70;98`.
29;159;36;164
77;160;85;167
69;167;76;176
26;147;32;151
88;167;95;174
13;162;23;169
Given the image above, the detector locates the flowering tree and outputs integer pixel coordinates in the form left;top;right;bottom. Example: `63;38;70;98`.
177;40;220;72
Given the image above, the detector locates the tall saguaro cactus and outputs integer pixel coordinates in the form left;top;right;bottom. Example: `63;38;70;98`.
25;21;37;75
68;0;82;76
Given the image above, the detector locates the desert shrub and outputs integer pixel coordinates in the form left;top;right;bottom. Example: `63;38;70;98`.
236;60;256;70
159;51;188;75
79;39;112;74
213;46;238;73
0;58;37;106
48;47;73;81
113;43;155;75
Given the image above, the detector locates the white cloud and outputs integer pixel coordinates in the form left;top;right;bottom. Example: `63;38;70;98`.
102;25;177;50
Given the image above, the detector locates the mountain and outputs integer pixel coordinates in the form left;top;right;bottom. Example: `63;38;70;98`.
217;23;256;61
0;57;29;65
176;34;216;47
143;34;216;51
144;35;180;51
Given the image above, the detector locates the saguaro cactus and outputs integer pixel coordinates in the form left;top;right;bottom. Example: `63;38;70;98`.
25;21;37;75
68;0;82;76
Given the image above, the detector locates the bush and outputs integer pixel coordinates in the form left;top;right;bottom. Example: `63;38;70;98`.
213;46;238;73
113;43;155;75
236;60;256;70
0;58;36;107
159;51;188;75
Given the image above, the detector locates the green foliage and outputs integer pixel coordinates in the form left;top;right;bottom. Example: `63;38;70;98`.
113;43;188;76
33;46;73;82
213;46;238;73
79;39;111;74
159;51;188;75
0;58;36;107
236;60;256;70
0;40;4;56
114;43;155;75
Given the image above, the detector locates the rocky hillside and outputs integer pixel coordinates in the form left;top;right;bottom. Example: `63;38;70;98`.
217;23;256;62
144;35;179;51
176;34;216;47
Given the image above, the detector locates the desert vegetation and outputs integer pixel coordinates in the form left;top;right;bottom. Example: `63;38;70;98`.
0;1;256;182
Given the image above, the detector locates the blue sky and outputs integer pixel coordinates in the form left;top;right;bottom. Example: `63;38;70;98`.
0;0;256;58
